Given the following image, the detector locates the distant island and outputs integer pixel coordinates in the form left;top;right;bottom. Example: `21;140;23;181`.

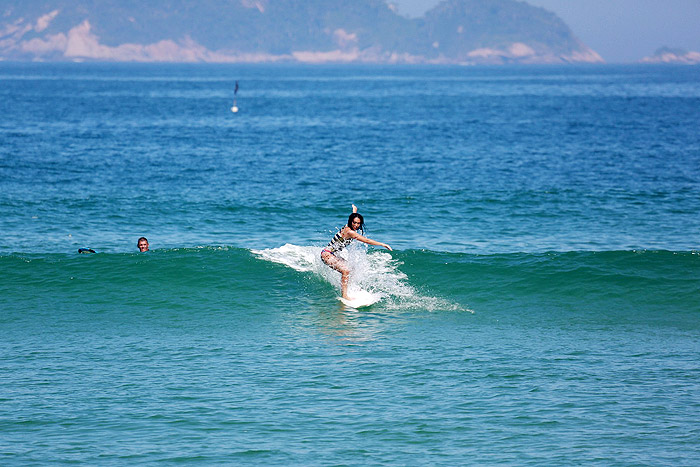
0;0;603;64
640;47;700;65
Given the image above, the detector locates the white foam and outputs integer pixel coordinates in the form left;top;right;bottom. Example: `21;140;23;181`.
252;243;469;312
339;290;381;308
252;243;318;272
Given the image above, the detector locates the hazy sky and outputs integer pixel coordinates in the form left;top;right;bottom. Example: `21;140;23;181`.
391;0;700;63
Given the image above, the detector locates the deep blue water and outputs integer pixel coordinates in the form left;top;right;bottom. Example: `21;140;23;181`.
1;63;699;465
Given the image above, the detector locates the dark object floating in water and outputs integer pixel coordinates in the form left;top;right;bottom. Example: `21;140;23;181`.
78;248;96;254
231;80;239;113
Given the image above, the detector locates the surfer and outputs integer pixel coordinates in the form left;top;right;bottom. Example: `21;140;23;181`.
321;204;392;299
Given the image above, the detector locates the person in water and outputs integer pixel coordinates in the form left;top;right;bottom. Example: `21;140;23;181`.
137;237;149;252
321;204;392;299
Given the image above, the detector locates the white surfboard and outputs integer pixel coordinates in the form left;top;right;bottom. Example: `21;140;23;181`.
338;290;381;308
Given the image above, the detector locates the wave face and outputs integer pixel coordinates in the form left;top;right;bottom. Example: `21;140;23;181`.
398;248;700;323
3;247;697;321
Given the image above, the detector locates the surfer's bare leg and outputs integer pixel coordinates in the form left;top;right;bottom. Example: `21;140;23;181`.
340;270;349;299
321;251;351;299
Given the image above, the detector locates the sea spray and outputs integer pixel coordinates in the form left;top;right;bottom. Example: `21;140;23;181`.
252;243;469;312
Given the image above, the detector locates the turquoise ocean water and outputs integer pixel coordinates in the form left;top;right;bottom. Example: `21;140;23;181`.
1;63;699;465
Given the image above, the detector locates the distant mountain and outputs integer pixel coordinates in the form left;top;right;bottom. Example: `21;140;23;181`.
640;47;700;65
0;0;603;64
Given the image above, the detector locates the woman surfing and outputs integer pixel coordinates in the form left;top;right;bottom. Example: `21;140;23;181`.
321;204;392;299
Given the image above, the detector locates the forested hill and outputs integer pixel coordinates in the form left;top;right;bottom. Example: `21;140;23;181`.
0;0;603;64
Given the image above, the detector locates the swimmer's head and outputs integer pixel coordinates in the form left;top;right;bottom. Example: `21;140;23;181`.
137;237;149;252
348;213;364;232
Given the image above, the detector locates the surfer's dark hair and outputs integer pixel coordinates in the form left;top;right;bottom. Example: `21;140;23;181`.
348;213;364;233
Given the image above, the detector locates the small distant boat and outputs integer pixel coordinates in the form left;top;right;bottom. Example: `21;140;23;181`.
231;81;239;113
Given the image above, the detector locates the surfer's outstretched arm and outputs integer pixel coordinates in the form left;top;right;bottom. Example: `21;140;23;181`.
348;231;392;251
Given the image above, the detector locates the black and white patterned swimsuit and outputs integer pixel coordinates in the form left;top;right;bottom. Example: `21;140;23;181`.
322;229;354;256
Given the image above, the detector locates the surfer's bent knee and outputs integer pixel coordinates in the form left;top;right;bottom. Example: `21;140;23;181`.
321;250;349;274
